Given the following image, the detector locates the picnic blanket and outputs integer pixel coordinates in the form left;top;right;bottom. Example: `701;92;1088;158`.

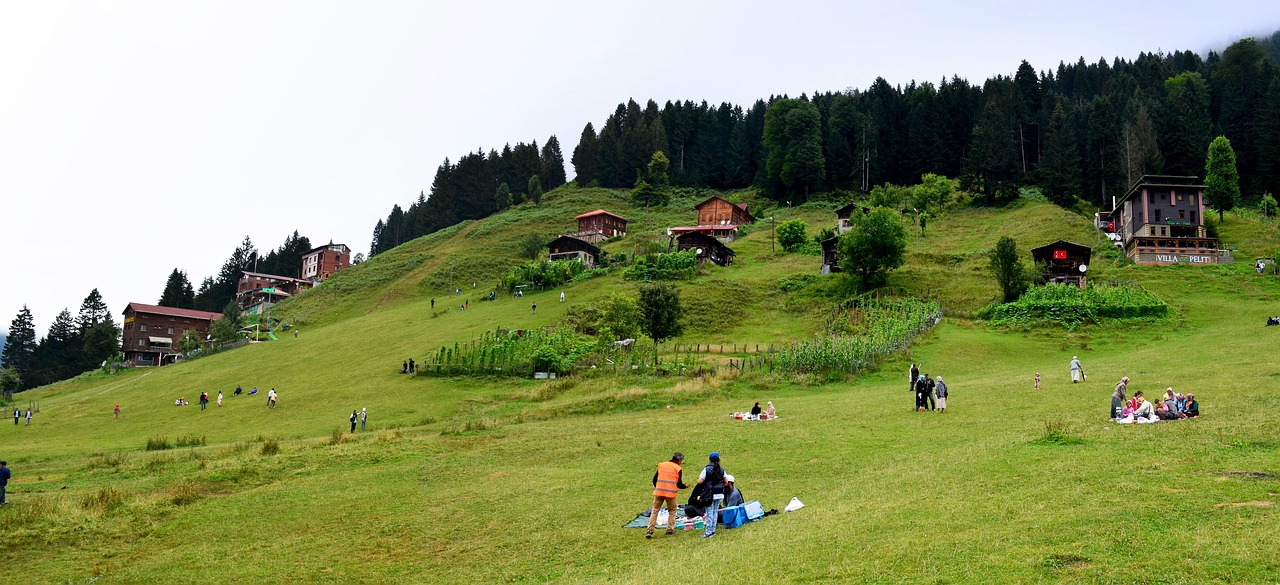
623;501;768;529
730;413;781;421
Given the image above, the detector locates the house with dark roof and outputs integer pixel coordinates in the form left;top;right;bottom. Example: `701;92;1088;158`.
675;231;735;267
835;203;869;234
1030;240;1091;287
547;235;602;268
1102;175;1231;265
121;303;223;367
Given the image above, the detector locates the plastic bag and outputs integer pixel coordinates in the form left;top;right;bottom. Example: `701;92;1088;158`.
784;497;805;512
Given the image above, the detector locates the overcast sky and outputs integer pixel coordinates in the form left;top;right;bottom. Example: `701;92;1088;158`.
2;0;1276;335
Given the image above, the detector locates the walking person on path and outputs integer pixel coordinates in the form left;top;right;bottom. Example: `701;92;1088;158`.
0;461;10;505
697;452;728;539
935;377;948;413
360;408;367;431
13;408;18;425
24;408;31;426
1070;356;1085;383
350;410;358;433
645;452;688;538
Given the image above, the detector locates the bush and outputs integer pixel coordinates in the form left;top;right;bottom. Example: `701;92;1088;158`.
260;439;280;456
500;259;592;292
623;250;698;281
145;437;172;451
174;435;206;448
82;486;126;514
516;233;552;260
776;219;808;252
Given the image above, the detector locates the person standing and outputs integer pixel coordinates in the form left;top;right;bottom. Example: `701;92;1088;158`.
935;376;948;413
114;404;120;419
532;302;537;314
560;291;565;303
646;452;688;538
409;359;416;374
199;392;208;410
1034;372;1041;391
294;329;299;339
1070;356;1084;383
217;391;223;408
698;452;727;539
267;388;277;408
1111;377;1129;420
360;408;367;431
13;407;18;425
0;461;10;505
24;408;31;426
431;298;435;310
909;364;920;392
914;375;926;412
923;375;936;411
350;410;358;432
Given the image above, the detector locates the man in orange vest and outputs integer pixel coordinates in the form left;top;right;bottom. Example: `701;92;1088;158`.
646;452;689;538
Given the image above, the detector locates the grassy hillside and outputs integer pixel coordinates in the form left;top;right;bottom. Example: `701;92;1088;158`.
3;186;1280;583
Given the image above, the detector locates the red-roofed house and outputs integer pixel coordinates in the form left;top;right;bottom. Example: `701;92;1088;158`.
121;303;223;366
572;209;628;243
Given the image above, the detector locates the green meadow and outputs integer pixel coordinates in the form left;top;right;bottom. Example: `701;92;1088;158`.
2;186;1279;583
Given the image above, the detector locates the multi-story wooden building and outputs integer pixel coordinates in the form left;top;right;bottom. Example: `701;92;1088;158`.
302;243;351;283
1104;175;1231;265
121;303;222;367
669;196;756;241
236;271;312;312
572;210;628;243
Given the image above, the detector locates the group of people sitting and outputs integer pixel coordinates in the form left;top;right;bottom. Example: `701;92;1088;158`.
1112;379;1199;423
733;401;776;420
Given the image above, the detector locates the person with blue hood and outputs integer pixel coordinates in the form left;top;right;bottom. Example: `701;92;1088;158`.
696;452;727;539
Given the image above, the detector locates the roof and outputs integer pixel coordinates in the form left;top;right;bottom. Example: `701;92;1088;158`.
675;231;736;253
1030;240;1092;263
835;203;868;218
1114;175;1205;208
240;271;310;284
303;243;350;256
124;303;223;321
575;209;628;221
547;235;601;255
669;225;740;233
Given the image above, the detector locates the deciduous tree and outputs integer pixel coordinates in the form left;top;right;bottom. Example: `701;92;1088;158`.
776;219;808;252
1205;135;1241;221
637;284;684;344
837;207;907;286
990;236;1028;303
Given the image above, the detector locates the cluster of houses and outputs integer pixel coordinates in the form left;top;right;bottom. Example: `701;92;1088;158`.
122;243;351;367
547;196;753;269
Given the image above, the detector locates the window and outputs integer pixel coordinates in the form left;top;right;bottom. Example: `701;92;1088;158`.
137;339;145;347
1179;209;1186;219
140;324;147;332
1160;227;1167;236
167;327;174;335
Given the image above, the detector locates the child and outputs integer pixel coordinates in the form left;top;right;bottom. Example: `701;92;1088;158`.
1034;372;1041;391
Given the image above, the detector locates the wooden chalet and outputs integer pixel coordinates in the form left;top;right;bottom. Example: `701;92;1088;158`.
547;235;601;268
1030;240;1091;287
1105;175;1231;265
572;209;628;243
121;303;222;367
675;231;735;267
835;203;869;234
669;196;756;242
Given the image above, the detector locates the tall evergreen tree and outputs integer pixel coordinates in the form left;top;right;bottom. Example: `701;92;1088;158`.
1120;99;1163;185
75;289;111;334
1256;77;1280;198
571;123;599;185
80;315;120;371
1014;60;1044;175
762;98;825;199
1204;135;1241;220
963;79;1022;203
32;308;79;386
540;135;567;190
158;269;196;309
1160;72;1213;176
1;305;37;388
1212;38;1271;197
527;175;543;206
1039;102;1082;206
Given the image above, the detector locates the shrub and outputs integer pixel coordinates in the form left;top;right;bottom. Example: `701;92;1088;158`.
174;435;206;448
171;481;201;506
623;250;698;281
776;219;808;252
145;437;172;451
82;486;126;515
260;439;280;456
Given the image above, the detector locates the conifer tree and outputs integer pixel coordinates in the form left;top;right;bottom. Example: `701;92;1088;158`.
1039;102;1082;207
571;123;598;186
76;289;111;334
527;175;543;206
1;305;37;388
1205;135;1241;221
540;136;567;190
80;315;120;371
33;309;80;386
495;182;511;211
159;269;196;308
1160;72;1212;177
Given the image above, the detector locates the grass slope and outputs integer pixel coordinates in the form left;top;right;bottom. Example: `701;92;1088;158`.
3;188;1280;583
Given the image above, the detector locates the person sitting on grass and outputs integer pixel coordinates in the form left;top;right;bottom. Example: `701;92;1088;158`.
1185;394;1199;418
766;401;776;418
723;475;744;508
750;402;762;417
1132;392;1156;422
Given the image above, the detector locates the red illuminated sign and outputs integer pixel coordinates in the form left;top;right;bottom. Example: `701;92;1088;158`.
1053;249;1067;260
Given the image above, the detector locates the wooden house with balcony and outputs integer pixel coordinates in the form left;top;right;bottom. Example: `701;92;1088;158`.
547;235;601;268
121;303;222;367
669;196;755;242
835;203;869;234
675;231;735;267
572;209;628;243
237;271;312;313
1030;240;1091;287
1107;175;1230;265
